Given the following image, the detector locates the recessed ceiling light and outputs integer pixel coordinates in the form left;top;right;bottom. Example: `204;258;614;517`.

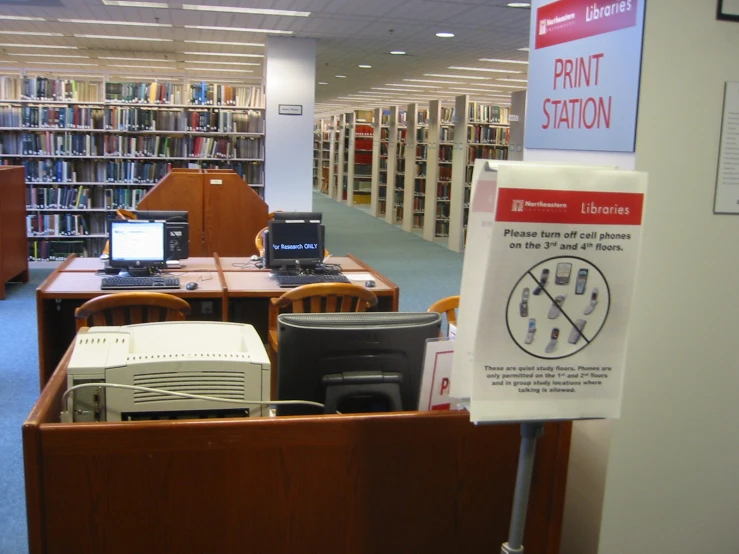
478;58;528;65
449;66;523;74
424;73;490;80
435;32;455;38
0;43;79;49
185;68;254;72
185;60;259;66
182;5;310;16
404;79;463;84
184;40;264;47
390;50;406;55
358;64;372;68
184;25;292;34
10;53;90;58
498;78;528;83
507;2;531;7
102;0;168;7
0;30;64;37
100;56;172;61
335;75;347;78
318;82;328;85
60;18;171;27
182;52;263;57
27;61;98;66
0;14;45;21
518;47;530;52
108;64;176;69
75;34;172;41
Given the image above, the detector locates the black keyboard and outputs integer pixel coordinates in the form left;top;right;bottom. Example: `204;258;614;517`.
101;276;181;290
276;273;350;288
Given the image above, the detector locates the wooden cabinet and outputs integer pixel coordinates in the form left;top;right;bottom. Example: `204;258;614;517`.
0;165;29;299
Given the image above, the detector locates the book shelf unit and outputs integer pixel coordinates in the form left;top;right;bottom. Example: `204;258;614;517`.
389;108;407;226
318;119;331;195
345;110;374;207
370;108;390;218
0;75;266;261
403;103;428;234
313;122;321;190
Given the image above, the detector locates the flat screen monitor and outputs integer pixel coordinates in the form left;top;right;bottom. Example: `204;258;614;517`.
108;219;166;272
267;220;324;270
271;211;322;223
133;210;189;261
276;312;442;416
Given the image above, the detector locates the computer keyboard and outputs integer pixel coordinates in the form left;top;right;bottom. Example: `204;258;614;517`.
276;273;350;288
101;276;181;290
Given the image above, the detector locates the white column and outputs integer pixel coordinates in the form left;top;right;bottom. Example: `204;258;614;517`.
264;36;316;211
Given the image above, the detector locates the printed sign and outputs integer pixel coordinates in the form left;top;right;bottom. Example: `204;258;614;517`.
419;340;456;411
454;164;647;423
525;0;646;152
278;104;303;116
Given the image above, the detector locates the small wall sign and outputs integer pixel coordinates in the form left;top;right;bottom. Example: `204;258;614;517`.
279;104;303;115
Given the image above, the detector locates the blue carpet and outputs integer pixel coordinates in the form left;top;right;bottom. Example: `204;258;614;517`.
0;193;463;553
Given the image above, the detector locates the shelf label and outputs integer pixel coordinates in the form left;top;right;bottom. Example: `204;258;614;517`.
278;104;303;116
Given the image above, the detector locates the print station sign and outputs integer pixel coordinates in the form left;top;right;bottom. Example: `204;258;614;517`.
525;0;646;152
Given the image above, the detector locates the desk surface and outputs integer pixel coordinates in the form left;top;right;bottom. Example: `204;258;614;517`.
216;255;365;272
224;270;394;296
42;271;225;297
62;257;219;272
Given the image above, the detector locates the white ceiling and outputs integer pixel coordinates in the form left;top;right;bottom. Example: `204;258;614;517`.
0;0;530;111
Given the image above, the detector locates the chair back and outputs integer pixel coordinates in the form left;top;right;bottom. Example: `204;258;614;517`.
428;295;460;336
74;292;192;331
255;226;268;257
270;283;378;329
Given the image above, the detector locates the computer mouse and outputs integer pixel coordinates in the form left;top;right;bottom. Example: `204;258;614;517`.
365;280;376;288
185;281;198;291
250;254;260;261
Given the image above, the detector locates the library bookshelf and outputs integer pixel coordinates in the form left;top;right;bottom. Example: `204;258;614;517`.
316;94;509;253
0;76;265;261
345;110;374;207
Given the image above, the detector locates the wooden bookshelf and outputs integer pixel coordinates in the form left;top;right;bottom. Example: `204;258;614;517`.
0;76;266;261
0;165;29;298
346;109;373;207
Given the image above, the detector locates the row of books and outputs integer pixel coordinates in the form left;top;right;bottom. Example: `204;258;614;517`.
468;145;508;162
416;161;427;177
417;110;429;125
438;166;452;182
416;128;428;142
27;213;91;236
0;106;102;129
435;221;450;237
416;145;427;160
28;239;91;261
105;107;264;133
26;184;148;210
412;196;425;211
468;103;510;124
2;133;263;159
22;159;172;183
17;77;101;102
467;125;509;144
354;124;373;137
414;180;426;195
439;127;455;142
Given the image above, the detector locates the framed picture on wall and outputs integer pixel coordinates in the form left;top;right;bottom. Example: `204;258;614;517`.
718;0;739;21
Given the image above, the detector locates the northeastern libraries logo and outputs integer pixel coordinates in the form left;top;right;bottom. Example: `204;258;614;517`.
535;0;638;49
511;199;568;212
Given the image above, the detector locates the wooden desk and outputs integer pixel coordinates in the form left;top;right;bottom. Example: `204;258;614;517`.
36;254;400;389
23;352;571;554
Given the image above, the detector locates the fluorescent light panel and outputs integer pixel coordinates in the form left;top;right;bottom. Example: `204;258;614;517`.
184;25;292;34
27;61;98;66
100;56;171;61
60;18;171;27
0;43;79;49
385;83;435;88
9;53;90;58
0;31;64;37
424;73;490;80
184;40;264;47
108;64;176;69
184;60;259;66
75;34;172;41
372;87;420;92
185;68;253;72
404;79;463;84
518;47;530;52
450;87;504;93
498;78;528;83
0;14;45;21
449;66;523;73
102;0;169;7
478;58;528;64
487;84;527;89
182;4;309;16
181;51;263;57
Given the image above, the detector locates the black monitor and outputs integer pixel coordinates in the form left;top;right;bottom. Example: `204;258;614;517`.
133;210;189;261
267;219;324;270
276;312;442;416
271;211;322;223
108;219;166;275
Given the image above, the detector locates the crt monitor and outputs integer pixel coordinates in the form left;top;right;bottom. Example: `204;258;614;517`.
267;219;324;270
271;211;322;223
133;210;189;261
108;219;166;274
276;312;442;416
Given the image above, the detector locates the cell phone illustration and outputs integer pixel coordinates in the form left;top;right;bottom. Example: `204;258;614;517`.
584;287;599;315
568;319;587;344
575;268;588;295
555;262;572;285
545;327;560;354
524;318;536;344
533;268;549;295
548;294;566;319
520;287;530;317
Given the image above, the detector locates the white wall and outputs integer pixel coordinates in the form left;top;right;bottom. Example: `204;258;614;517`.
599;0;739;551
264;36;316;211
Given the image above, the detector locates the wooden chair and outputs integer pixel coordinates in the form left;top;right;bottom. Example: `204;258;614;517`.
267;283;378;373
74;292;192;331
428;295;460;336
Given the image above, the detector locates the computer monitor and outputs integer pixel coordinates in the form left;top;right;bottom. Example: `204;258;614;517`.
108;219;166;275
276;312;442;416
271;211;322;223
133;210;189;261
267;219;324;270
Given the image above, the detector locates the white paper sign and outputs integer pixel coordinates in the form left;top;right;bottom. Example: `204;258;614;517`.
418;340;456;411
714;82;739;213
462;165;647;423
